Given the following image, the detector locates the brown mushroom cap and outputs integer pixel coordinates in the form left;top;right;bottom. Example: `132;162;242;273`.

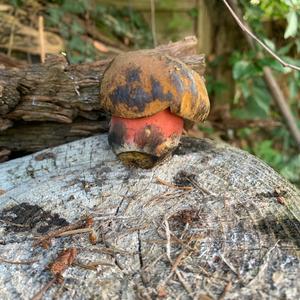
100;51;210;122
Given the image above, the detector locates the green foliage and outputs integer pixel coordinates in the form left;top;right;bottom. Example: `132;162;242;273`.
251;138;300;185
253;140;283;168
93;6;152;49
7;0;24;7
231;53;273;119
285;10;298;38
165;13;193;41
45;0;152;63
206;0;300;186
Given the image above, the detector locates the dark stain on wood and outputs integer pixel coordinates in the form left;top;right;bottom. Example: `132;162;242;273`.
256;217;300;248
169;208;202;229
173;170;196;187
174;137;214;155
0;202;69;233
34;152;56;161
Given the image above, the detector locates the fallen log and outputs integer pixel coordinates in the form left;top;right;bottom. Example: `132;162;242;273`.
0;120;108;153
0;135;299;299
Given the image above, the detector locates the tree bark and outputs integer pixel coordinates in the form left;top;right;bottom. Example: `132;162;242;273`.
0;135;299;299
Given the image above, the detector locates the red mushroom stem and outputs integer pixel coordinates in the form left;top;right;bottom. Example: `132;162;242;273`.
108;109;183;168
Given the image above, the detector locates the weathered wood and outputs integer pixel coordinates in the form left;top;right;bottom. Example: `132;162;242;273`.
197;0;212;54
0;135;299;299
0;120;108;153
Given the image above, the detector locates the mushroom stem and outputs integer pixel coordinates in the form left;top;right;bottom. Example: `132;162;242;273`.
108;109;183;168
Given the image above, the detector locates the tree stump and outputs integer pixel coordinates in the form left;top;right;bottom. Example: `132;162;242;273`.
0;135;299;299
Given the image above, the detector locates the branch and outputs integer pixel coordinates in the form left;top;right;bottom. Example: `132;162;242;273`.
222;0;300;72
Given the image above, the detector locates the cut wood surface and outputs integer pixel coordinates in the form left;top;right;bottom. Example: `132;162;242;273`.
0;135;299;299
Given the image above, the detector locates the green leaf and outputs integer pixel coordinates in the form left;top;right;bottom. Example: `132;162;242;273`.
252;86;271;116
284;0;300;8
233;61;259;80
233;61;250;80
63;0;86;14
253;140;283;169
71;21;84;35
277;42;294;55
263;38;276;51
68;36;86;52
258;57;285;72
284;10;298;39
281;155;300;183
240;81;251;98
289;79;298;99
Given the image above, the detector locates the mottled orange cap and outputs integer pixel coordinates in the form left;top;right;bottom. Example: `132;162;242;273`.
100;51;210;122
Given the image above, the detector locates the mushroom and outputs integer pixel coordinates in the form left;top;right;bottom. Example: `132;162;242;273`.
100;51;210;168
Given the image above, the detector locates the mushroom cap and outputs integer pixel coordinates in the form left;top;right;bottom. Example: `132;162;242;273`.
100;51;210;122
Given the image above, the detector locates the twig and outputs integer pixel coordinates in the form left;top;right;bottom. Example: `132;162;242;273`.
186;176;211;195
56;227;92;237
219;254;239;277
0;257;38;265
263;68;300;149
222;0;300;71
164;219;172;262
247;240;280;287
219;281;233;300
156;177;193;191
38;15;45;63
150;0;157;47
7;9;17;56
0;219;30;228
174;270;193;295
224;0;300;150
33;219;86;248
158;220;196;290
31;278;56;300
73;260;114;271
32;248;77;300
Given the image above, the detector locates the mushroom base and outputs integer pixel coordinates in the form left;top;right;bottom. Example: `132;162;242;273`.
108;109;184;168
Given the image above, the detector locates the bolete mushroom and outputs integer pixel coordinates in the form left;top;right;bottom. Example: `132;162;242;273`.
100;51;210;168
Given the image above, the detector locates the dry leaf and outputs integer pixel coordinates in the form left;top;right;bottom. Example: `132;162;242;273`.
93;40;109;53
49;248;77;276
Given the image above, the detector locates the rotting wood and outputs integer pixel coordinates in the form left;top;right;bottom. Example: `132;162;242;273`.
0;135;299;299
